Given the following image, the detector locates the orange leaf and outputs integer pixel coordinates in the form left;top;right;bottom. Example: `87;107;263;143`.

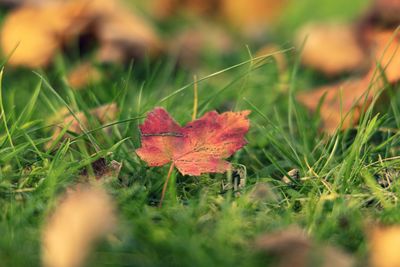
42;185;116;267
368;225;400;267
296;23;368;76
168;23;234;68
67;62;102;89
298;28;400;133
1;0;161;68
136;107;250;176
94;0;162;62
50;103;118;135
220;0;287;34
368;29;400;83
0;2;86;68
297;76;382;133
46;103;118;149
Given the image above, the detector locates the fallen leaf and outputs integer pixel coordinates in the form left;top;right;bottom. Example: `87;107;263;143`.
93;1;162;63
220;0;288;36
372;0;400;24
368;225;400;267
42;185;116;267
0;0;46;6
1;0;161;68
255;44;287;74
256;229;306;267
152;0;287;35
51;103;118;133
151;0;177;19
47;103;118;148
295;23;368;76
168;23;234;68
282;168;300;184
297;77;381;133
67;61;102;89
255;227;354;267
0;2;88;68
322;246;355;267
367;29;400;83
136;107;250;176
152;0;218;19
297;26;400;133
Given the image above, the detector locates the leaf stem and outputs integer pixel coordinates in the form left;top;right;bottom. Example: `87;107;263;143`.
159;163;175;207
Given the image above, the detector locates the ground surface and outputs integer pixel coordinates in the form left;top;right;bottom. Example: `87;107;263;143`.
2;1;400;266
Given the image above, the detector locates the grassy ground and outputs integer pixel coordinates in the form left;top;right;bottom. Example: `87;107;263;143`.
2;0;400;266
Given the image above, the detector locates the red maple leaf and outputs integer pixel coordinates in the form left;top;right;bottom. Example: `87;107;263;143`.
136;107;251;176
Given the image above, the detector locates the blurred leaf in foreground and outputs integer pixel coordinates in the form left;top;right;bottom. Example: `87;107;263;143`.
42;185;116;267
368;225;400;267
1;0;161;68
255;227;354;267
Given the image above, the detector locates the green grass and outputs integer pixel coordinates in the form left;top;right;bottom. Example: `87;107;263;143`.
2;0;400;266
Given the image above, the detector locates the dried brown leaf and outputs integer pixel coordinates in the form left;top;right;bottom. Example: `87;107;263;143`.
255;227;354;267
0;2;88;67
52;103;118;133
47;103;118;148
1;0;161;68
81;0;161;62
372;0;400;24
95;9;162;62
256;228;305;267
220;0;287;35
0;0;49;7
297;77;381;133
67;62;102;89
368;29;400;83
152;0;218;19
368;225;400;267
42;185;116;267
255;44;287;73
168;23;233;68
296;23;368;75
297;27;400;133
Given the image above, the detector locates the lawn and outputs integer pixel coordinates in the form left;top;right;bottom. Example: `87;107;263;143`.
1;0;399;266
